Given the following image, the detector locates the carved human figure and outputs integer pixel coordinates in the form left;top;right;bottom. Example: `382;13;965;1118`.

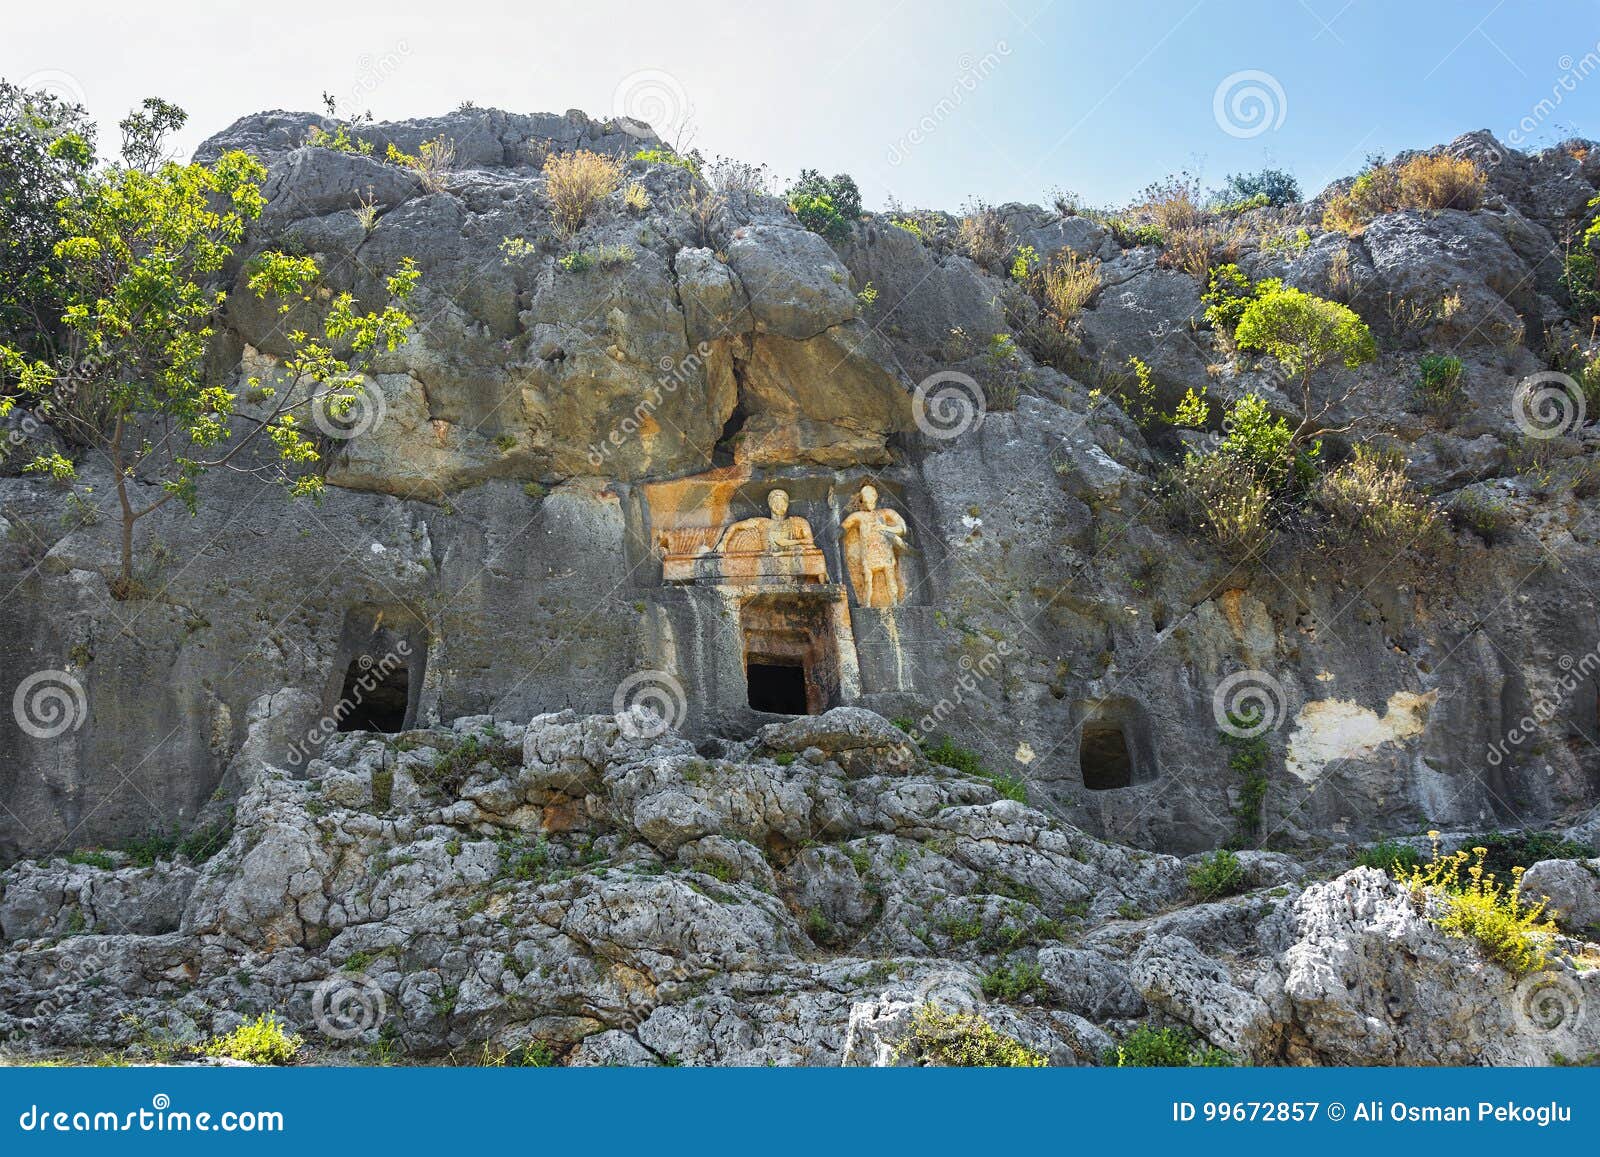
841;484;908;607
716;488;815;555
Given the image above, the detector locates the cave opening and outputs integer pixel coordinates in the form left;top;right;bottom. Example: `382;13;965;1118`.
711;402;748;468
1080;723;1134;790
746;660;809;715
337;658;410;733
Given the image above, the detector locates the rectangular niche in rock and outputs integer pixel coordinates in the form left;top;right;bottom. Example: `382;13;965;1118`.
741;593;842;716
1074;697;1155;791
328;606;429;734
1079;724;1134;790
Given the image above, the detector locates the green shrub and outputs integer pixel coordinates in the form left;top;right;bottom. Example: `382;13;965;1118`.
632;147;698;175
887;216;924;240
924;737;983;776
67;849;116;869
893;1004;1047;1067
203;1013;302;1065
786;170;860;240
1561;250;1600;316
119;813;234;867
1010;244;1040;282
1220;394;1301;485
1401;837;1560;974
1416;354;1465;413
980;961;1046;1002
1110;1025;1234;1067
1188;849;1246;900
1459;831;1596;879
306;123;373;156
789;191;846;239
1234;286;1377;387
1201;264;1281;334
922;736;1026;802
1213;168;1300;208
788;169;860;219
1221;726;1269;839
498;834;552;882
1101;216;1164;248
557;243;634;273
1358;838;1425;873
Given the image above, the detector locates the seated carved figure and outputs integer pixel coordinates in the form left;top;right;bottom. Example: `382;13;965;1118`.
660;488;828;585
841;483;909;607
716;489;814;555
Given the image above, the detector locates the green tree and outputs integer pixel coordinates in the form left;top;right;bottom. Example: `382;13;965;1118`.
785;169;861;239
0;99;419;596
1233;285;1377;446
0;80;96;356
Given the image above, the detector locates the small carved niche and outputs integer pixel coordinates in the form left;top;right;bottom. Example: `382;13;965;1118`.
741;594;840;716
1074;696;1154;790
328;606;428;734
1080;724;1134;789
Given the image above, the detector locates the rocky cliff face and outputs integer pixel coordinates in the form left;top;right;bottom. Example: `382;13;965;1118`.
1;708;1595;1065
2;107;1599;870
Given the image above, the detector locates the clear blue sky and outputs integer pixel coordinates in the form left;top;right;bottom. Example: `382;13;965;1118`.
5;0;1600;210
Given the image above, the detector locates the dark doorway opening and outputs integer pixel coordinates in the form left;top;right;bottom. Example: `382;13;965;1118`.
337;658;410;733
747;661;808;715
1080;724;1133;790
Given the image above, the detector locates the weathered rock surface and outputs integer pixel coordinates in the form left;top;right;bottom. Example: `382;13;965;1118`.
1;711;1595;1066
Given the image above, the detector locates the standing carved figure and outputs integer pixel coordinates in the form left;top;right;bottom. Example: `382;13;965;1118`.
841;484;908;607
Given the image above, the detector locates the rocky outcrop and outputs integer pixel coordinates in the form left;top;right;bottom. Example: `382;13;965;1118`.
1;710;1595;1066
